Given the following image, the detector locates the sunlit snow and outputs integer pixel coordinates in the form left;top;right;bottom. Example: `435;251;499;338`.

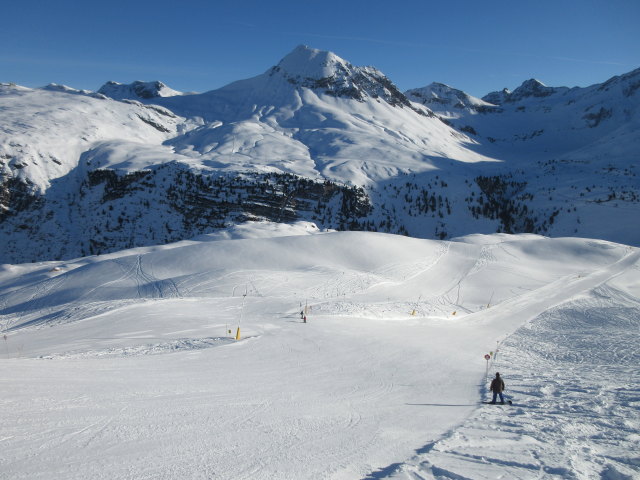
1;223;638;479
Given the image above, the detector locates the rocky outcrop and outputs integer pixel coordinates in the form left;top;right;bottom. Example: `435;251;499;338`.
0;164;372;262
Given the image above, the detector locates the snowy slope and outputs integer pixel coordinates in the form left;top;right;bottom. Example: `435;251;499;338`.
394;270;640;479
149;45;491;186
0;83;185;193
71;45;491;188
406;69;640;162
0;226;638;479
402;69;640;246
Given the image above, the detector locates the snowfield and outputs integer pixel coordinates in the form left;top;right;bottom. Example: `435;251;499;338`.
1;223;638;479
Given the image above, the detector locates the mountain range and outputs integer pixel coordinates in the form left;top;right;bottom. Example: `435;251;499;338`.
1;45;639;263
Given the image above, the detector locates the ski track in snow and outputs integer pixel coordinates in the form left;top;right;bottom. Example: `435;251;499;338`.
312;241;451;317
115;255;182;300
0;274;69;331
0;254;187;333
467;244;498;277
39;336;238;359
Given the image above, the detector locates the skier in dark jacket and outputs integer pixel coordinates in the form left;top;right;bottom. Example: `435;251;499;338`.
490;372;505;404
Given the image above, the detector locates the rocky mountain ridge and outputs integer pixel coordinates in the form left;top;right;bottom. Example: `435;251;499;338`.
98;80;182;101
405;82;493;113
484;78;567;104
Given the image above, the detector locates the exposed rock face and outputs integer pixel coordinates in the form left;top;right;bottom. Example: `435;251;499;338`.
482;88;511;106
0;165;371;262
0;176;42;223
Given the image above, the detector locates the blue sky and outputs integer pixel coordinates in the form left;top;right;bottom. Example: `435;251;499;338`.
2;0;639;98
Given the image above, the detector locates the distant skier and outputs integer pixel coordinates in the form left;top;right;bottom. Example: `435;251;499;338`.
489;372;505;404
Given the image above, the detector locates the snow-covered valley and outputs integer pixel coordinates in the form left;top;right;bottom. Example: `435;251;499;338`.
1;224;638;479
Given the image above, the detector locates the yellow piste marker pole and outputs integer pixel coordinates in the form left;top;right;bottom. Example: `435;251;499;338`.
411;295;422;316
235;327;241;341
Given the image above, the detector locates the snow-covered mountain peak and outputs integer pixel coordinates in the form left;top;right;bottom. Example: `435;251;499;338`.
508;78;570;102
510;78;554;99
274;44;353;81
519;78;547;89
405;82;495;113
481;79;570;105
481;87;511;105
98;80;182;101
263;45;410;106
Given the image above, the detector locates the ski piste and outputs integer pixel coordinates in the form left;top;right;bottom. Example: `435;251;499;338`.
1;228;638;479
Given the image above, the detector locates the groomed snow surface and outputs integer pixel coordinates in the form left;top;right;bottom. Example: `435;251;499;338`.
1;222;638;479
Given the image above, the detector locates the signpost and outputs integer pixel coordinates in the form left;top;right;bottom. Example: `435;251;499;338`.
484;353;491;379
